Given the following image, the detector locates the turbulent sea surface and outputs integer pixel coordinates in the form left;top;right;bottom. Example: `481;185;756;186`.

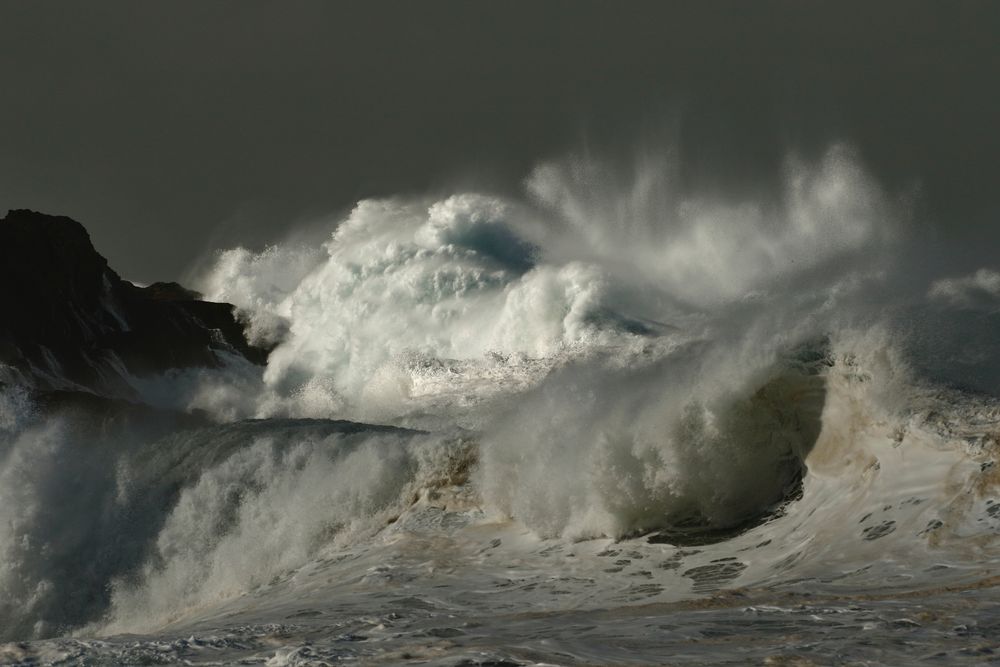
4;146;1000;665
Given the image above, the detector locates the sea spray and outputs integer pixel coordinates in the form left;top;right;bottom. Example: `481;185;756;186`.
187;144;899;428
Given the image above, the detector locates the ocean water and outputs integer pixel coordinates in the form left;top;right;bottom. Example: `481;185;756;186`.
3;145;1000;665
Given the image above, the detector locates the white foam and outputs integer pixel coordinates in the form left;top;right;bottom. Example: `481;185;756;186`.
192;144;897;427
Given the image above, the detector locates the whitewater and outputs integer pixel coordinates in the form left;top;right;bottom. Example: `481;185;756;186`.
3;144;1000;665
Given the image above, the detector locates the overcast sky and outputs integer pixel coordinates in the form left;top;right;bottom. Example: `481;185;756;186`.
1;1;998;282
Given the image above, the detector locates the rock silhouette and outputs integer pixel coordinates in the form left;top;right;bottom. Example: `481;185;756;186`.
0;209;267;399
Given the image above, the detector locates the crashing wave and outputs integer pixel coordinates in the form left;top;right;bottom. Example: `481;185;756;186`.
3;144;1000;661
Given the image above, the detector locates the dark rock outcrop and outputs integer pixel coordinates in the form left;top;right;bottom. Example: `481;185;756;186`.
0;209;268;398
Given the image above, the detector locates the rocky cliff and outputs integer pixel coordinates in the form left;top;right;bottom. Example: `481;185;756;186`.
0;209;267;399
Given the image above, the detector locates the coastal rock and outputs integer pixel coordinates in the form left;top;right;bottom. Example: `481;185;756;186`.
0;209;268;398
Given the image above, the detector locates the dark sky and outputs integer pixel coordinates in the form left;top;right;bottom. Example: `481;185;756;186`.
1;1;998;282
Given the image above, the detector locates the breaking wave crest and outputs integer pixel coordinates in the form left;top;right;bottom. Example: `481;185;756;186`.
183;144;896;426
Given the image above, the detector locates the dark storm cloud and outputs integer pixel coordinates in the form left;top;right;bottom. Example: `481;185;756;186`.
1;1;997;281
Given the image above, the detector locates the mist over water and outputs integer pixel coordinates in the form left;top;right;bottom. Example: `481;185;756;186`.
3;142;1000;664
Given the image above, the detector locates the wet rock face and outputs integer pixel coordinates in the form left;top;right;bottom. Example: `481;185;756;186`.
0;209;268;397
